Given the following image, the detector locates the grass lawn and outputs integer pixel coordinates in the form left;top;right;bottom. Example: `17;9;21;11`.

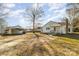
0;32;79;56
73;32;79;34
51;33;79;56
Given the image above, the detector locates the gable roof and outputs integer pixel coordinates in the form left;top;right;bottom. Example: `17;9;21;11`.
6;25;24;30
42;21;66;27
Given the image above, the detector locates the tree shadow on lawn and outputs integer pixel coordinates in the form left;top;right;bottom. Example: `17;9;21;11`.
0;32;26;36
55;33;79;40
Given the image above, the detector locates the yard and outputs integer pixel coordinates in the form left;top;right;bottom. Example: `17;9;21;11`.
0;32;79;56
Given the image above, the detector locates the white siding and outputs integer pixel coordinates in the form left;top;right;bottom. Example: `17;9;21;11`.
42;25;51;33
60;26;66;34
42;21;73;34
42;22;62;33
42;21;67;34
55;27;61;33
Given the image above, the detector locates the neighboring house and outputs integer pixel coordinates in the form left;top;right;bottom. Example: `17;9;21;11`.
0;23;7;34
4;25;26;35
42;21;72;34
26;27;42;32
0;25;6;34
35;27;42;32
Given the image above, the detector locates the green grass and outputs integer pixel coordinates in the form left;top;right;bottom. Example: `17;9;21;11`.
73;32;79;34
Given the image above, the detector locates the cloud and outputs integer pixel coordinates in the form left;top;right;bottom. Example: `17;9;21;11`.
9;9;25;17
38;3;46;7
3;9;10;14
0;3;16;18
47;15;62;22
7;9;28;28
5;3;15;8
19;18;26;28
2;3;74;28
48;3;66;11
2;3;15;8
32;3;45;8
48;3;67;15
45;3;67;22
0;4;13;18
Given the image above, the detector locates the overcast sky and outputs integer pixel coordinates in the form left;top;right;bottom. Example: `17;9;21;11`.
1;3;70;28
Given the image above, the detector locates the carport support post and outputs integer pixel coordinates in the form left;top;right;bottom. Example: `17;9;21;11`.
8;28;12;34
70;24;73;33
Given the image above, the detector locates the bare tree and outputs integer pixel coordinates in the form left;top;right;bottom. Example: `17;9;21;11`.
0;18;8;33
0;4;9;34
25;4;44;33
73;17;79;32
63;17;69;34
65;3;79;33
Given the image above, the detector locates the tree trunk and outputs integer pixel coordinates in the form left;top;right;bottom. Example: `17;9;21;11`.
66;18;68;34
33;16;35;33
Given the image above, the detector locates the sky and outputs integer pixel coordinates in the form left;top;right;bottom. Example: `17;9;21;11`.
0;0;79;3
1;3;71;28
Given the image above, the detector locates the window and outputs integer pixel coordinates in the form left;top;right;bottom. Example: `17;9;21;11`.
37;27;41;29
68;28;70;32
46;27;50;30
54;27;56;31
